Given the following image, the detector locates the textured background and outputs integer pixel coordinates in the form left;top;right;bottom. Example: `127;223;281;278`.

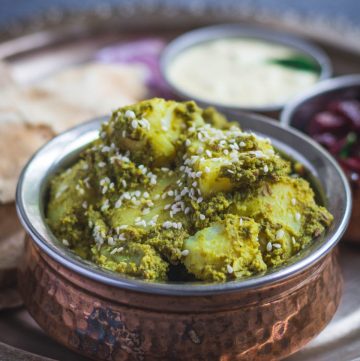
0;0;360;28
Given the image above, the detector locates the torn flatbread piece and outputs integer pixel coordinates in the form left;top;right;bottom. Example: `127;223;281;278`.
0;62;148;203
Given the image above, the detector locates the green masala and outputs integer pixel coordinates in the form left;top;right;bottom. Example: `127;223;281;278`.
46;98;333;282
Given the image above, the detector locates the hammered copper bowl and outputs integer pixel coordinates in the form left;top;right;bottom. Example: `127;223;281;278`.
281;74;360;243
16;112;351;361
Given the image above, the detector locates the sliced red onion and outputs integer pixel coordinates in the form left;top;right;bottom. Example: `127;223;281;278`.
329;100;360;131
309;111;348;135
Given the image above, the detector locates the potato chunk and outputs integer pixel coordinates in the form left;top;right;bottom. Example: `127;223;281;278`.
232;176;333;266
183;215;266;281
103;98;205;167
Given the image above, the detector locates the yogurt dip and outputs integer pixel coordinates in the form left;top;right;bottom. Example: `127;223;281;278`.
166;38;320;108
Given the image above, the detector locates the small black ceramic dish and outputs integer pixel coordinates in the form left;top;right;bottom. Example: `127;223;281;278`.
160;24;332;115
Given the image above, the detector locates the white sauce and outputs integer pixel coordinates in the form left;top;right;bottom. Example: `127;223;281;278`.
167;38;319;108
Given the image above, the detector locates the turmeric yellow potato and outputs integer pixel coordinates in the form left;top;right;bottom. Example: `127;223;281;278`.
183;215;266;281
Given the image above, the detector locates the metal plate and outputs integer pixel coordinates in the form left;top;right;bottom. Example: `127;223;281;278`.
0;5;360;361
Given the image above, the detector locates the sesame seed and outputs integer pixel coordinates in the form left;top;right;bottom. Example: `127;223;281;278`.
276;229;285;240
291;198;297;206
273;243;282;249
263;165;269;173
125;110;136;119
239;141;246;147
135;220;147;227
131;119;138;129
184;207;190;214
192;181;197;187
162;221;172;229
185;139;191;146
204;167;210;173
227;264;234;274
181;249;190;256
82;201;88;209
108;237;115;246
139;118;150;129
154;194;160;200
101;200;110;211
197;197;203;203
118;234;126;241
84;178;90;188
102;146;111;153
206;150;212;157
164;204;171;210
223;149;229;155
168;190;174;196
62;239;69;247
98;161;106;168
266;242;273;252
292;237;297;245
295;212;301;221
110;247;124;255
239;218;243;226
199;214;205;221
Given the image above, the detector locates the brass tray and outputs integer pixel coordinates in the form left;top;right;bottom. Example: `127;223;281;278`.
1;3;360;360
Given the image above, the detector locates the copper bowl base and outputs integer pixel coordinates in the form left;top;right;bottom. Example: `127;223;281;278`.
18;237;342;361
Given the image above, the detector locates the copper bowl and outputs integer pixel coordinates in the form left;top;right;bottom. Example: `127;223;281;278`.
16;112;351;361
281;74;360;243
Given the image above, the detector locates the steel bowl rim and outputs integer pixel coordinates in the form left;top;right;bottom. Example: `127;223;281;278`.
16;113;351;297
280;73;360;126
160;23;332;113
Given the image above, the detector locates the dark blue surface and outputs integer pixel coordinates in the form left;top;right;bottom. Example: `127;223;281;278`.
0;0;359;28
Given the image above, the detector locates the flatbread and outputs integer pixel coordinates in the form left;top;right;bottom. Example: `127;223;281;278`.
0;87;94;134
36;62;147;117
0;62;148;202
0;61;15;88
0;112;54;203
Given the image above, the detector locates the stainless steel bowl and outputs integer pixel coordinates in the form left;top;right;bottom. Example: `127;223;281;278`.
16;112;351;361
281;74;360;242
160;24;332;115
